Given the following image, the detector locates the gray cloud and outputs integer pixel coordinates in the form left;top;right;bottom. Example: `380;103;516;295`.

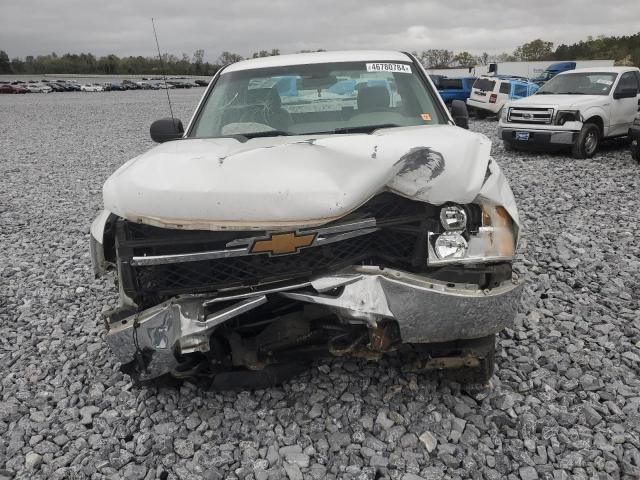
1;0;638;61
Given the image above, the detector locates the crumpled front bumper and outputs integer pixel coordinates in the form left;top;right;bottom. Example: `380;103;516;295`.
106;265;523;381
499;126;579;145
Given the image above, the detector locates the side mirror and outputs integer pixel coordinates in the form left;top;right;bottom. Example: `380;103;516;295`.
613;87;638;100
150;117;184;143
450;100;469;129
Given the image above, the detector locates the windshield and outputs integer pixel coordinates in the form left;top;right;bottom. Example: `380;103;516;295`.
536;72;617;95
189;61;446;138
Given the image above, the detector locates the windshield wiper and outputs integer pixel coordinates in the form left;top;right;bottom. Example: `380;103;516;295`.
564;92;587;95
333;124;400;134
242;130;292;139
536;91;555;95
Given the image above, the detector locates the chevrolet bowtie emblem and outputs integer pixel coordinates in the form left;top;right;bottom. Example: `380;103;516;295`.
250;232;316;256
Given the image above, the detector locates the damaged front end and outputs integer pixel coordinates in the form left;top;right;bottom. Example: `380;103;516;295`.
93;162;522;384
107;265;521;383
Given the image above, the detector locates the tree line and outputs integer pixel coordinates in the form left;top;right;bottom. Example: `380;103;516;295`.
413;33;640;69
0;49;287;76
0;32;637;75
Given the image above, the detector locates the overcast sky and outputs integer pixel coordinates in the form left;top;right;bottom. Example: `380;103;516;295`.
1;0;638;61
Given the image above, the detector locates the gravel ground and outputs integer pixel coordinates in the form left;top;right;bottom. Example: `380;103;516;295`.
1;90;639;480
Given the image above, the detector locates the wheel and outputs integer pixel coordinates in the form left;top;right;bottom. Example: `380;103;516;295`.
503;140;516;152
476;110;489;119
572;123;600;159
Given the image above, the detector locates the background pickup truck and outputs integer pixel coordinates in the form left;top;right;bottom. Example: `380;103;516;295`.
499;66;640;158
436;77;476;106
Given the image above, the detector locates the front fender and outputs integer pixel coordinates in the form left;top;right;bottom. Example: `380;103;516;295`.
90;210;115;277
578;107;609;131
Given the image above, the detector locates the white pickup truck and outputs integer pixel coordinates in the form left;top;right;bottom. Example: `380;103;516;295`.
90;50;523;387
499;67;640;158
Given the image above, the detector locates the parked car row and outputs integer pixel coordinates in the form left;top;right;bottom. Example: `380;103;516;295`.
0;78;208;94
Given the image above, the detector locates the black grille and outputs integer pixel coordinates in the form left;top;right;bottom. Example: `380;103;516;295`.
115;193;435;302
507;107;553;124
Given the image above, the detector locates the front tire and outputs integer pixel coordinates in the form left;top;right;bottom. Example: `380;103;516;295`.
572;123;600;159
503;140;516;152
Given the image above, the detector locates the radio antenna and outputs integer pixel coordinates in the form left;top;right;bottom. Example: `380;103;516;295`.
151;18;175;122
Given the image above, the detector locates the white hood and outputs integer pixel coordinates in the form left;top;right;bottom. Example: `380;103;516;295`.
510;94;609;110
103;125;517;230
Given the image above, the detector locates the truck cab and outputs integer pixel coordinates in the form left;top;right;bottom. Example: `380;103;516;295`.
532;61;577;85
437;77;476;106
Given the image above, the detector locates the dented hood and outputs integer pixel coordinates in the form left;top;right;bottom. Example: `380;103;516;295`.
103;125;516;230
511;94;608;110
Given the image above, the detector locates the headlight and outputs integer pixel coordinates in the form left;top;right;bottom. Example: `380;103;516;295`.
434;233;468;259
440;205;467;231
428;204;515;265
555;110;580;126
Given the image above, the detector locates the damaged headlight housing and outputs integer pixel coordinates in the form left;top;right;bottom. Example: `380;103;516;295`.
440;205;467;231
555;110;580;126
500;106;509;122
428;204;516;265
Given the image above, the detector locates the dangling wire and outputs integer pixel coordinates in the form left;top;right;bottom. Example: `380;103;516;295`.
152;18;175;123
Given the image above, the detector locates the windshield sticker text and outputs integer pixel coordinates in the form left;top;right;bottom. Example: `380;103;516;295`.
366;63;412;74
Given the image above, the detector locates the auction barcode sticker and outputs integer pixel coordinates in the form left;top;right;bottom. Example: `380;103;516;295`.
366;63;412;74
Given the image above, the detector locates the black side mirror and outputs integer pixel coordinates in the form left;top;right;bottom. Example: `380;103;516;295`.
450;100;469;129
150;117;184;143
613;87;638;100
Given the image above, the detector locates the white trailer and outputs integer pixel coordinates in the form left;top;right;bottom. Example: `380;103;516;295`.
429;60;615;79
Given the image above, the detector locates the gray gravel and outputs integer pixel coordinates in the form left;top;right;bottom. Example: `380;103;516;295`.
1;90;639;480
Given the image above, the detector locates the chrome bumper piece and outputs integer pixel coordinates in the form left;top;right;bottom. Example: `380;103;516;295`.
106;265;522;380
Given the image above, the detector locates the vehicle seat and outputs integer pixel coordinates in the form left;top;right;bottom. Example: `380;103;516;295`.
245;87;292;130
357;86;390;113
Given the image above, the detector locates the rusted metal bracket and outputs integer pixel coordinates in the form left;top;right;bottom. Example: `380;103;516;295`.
414;354;481;371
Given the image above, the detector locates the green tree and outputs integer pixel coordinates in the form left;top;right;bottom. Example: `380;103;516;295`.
0;50;11;73
192;49;204;74
454;51;476;68
251;49;280;58
10;57;24;73
217;51;243;65
513;39;554;61
417;49;455;68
